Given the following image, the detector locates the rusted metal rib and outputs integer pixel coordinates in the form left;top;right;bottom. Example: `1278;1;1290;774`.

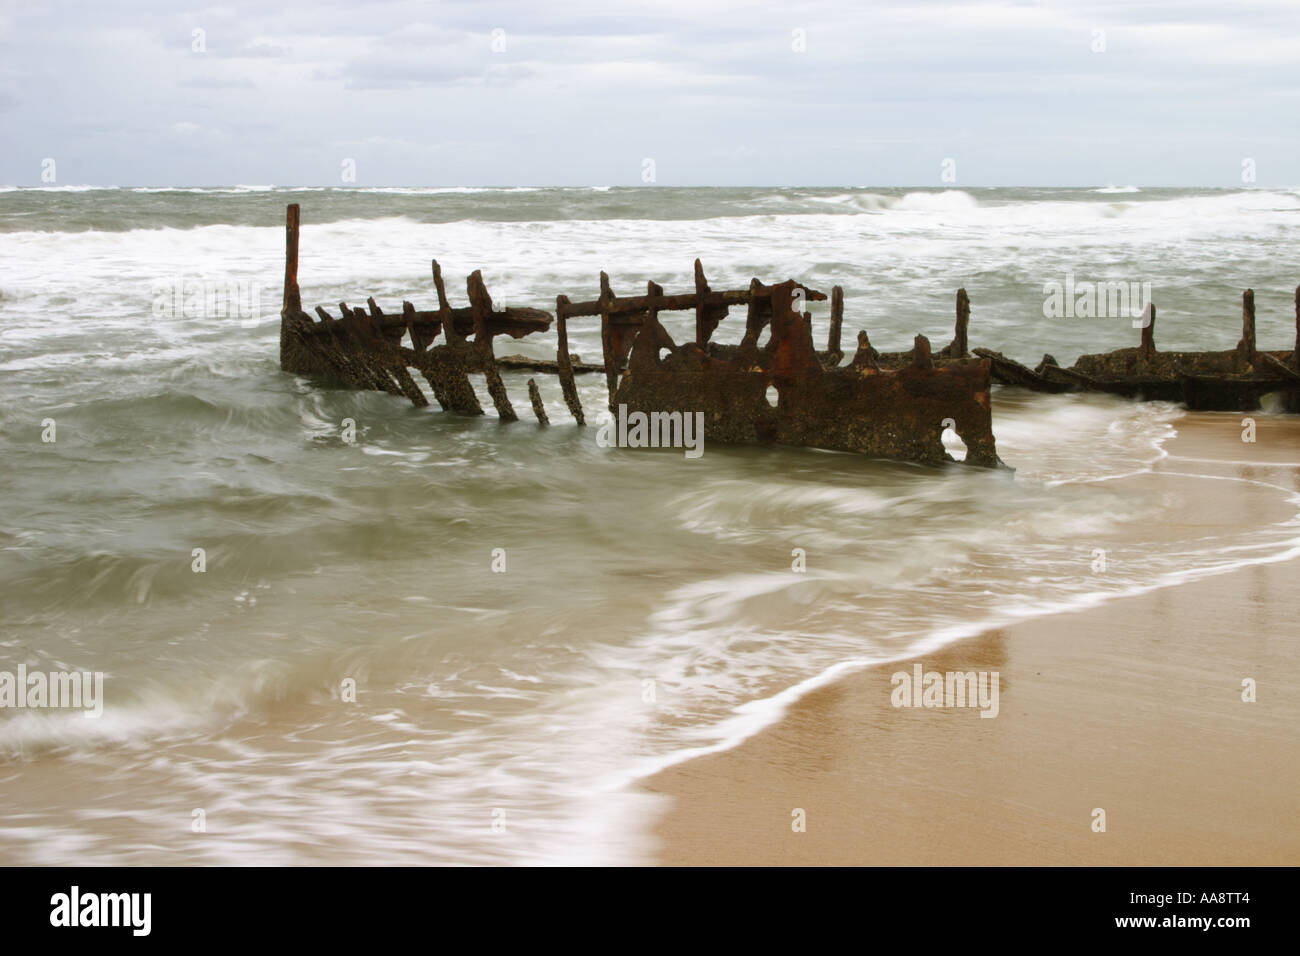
555;295;586;425
527;379;549;425
468;270;517;422
937;287;969;359
827;286;844;360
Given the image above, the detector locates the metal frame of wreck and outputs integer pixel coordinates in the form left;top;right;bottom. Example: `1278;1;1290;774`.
277;203;1004;468
976;290;1300;411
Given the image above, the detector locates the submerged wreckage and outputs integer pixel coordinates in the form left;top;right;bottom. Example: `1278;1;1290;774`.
277;204;1300;469
277;204;1002;468
977;292;1300;412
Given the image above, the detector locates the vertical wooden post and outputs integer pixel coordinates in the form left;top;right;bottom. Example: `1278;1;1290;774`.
468;270;517;421
1294;284;1300;367
646;280;663;352
282;203;301;315
432;260;458;343
1239;289;1257;362
279;203;303;373
598;272;619;410
911;333;934;369
556;295;572;365
732;278;767;366
423;266;480;415
527;379;549;425
468;270;491;349
828;286;843;355
556;295;585;425
850;330;879;370
1140;303;1156;360
954;288;969;358
403;299;430;353
744;278;769;338
694;259;710;347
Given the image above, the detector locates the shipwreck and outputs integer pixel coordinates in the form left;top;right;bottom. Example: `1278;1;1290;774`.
277;204;1004;468
276;203;1299;469
976;292;1300;412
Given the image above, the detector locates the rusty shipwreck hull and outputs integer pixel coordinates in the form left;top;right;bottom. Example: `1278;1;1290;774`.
610;279;1001;467
276;203;1005;468
973;292;1300;412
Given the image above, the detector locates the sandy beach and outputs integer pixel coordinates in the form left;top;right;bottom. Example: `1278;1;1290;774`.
645;412;1300;866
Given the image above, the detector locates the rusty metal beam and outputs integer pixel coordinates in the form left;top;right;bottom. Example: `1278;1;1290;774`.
555;295;586;425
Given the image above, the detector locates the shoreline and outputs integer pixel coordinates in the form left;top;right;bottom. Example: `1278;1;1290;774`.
640;412;1300;865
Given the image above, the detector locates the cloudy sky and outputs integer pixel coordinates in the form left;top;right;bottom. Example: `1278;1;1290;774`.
2;0;1297;186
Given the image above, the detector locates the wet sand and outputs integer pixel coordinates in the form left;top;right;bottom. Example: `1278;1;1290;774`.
644;412;1300;865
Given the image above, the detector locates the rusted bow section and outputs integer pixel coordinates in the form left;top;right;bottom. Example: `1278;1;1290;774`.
277;203;1004;467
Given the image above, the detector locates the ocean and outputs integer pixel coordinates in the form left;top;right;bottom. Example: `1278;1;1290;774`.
1;185;1298;864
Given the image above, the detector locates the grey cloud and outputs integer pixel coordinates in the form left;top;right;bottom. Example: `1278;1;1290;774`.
180;76;259;89
0;0;1296;186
